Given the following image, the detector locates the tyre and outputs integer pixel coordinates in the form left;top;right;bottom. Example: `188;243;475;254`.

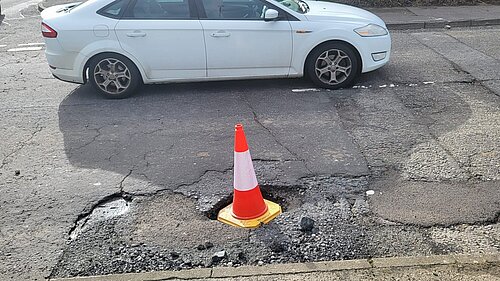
88;53;141;99
306;42;360;90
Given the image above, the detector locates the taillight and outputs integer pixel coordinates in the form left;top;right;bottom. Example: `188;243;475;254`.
41;22;58;38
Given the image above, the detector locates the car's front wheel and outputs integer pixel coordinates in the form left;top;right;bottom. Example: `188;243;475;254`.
88;53;141;99
306;42;360;90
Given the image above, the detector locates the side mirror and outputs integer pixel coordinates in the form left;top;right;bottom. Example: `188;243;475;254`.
264;9;279;21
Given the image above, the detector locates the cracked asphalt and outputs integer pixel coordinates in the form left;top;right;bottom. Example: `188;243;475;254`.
1;6;499;281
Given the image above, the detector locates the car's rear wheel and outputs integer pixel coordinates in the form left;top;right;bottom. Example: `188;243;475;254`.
88;53;141;99
306;42;360;90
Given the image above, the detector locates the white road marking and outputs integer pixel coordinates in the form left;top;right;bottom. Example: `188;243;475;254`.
18;43;45;47
353;85;370;89
292;88;320;93
7;46;43;52
0;45;7;48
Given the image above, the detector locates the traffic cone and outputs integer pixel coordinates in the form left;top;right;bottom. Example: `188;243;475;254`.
217;124;282;228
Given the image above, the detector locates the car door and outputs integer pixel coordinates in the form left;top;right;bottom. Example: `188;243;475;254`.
197;0;293;78
115;0;206;81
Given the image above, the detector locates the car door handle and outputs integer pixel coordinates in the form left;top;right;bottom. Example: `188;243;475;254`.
210;31;230;38
126;32;146;38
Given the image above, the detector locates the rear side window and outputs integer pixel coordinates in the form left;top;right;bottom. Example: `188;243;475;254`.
124;0;191;19
98;0;128;18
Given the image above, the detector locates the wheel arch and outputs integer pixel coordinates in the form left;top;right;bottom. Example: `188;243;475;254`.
303;40;363;78
82;51;145;84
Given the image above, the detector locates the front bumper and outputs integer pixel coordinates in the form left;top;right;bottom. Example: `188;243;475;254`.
358;33;392;73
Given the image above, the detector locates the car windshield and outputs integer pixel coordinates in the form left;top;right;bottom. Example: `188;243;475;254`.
272;0;309;14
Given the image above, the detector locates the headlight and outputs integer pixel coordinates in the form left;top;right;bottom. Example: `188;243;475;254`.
354;24;388;37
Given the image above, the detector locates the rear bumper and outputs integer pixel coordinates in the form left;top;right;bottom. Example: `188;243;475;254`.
44;37;84;83
50;67;84;84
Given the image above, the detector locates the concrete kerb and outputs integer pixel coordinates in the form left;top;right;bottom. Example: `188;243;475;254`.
49;254;500;281
386;22;426;29
387;19;500;30
49;268;213;281
472;18;500;26
211;259;372;278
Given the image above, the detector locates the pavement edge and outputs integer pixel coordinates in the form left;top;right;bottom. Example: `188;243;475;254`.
49;254;500;281
386;19;500;29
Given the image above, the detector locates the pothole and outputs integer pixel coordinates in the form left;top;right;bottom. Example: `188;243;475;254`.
69;195;131;240
203;194;233;220
261;185;305;212
203;185;305;220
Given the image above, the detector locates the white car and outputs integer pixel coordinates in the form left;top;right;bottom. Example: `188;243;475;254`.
41;0;391;98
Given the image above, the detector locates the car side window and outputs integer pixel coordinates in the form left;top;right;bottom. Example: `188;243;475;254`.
200;0;269;20
127;0;191;19
97;0;128;19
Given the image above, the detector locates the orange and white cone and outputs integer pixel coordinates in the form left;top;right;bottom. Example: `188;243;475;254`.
217;124;282;228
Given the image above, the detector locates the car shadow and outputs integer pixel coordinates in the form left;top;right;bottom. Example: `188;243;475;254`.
66;78;315;100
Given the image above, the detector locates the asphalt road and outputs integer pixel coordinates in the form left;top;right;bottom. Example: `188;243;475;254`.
0;5;499;281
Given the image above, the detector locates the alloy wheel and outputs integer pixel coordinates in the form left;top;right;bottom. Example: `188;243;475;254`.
93;58;131;95
314;49;352;86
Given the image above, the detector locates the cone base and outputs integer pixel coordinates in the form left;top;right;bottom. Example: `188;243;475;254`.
217;199;282;228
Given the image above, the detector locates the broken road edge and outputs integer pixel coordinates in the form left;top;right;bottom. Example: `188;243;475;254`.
50;253;500;281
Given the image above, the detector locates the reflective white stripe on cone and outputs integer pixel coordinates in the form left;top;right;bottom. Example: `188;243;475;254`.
234;150;258;192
